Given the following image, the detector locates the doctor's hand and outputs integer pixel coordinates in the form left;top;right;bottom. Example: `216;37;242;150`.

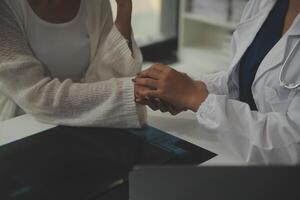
134;64;209;112
134;84;186;115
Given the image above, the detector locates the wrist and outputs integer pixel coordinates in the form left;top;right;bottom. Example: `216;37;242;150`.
117;1;132;9
115;1;132;41
187;93;203;112
187;81;209;112
115;2;132;24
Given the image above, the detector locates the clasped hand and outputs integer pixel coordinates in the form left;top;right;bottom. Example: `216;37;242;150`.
133;64;209;114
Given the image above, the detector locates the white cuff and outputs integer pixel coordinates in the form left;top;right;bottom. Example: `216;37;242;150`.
196;94;218;130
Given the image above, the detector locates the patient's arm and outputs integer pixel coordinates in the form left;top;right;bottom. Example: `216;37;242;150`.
115;0;132;46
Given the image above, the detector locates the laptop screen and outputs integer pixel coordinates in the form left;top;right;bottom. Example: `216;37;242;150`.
0;125;216;199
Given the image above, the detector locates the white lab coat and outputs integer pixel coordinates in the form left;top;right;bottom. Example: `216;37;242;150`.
197;0;300;165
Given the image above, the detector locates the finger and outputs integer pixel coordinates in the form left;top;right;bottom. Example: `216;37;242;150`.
135;93;156;108
154;98;168;113
135;85;162;99
135;91;147;104
163;101;188;115
169;105;183;115
135;85;152;104
160;101;179;115
137;67;162;79
138;89;161;99
135;78;159;89
135;84;152;97
135;96;147;105
147;98;159;111
166;104;180;115
152;63;169;72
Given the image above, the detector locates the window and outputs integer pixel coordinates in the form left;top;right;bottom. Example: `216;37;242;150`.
110;0;179;63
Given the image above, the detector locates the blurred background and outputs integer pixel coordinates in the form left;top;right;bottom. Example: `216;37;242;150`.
111;0;249;78
111;0;177;46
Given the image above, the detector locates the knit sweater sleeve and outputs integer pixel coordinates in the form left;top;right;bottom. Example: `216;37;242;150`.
0;1;143;128
84;0;143;82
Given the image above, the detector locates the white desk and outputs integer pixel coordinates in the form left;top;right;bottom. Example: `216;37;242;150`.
0;110;244;166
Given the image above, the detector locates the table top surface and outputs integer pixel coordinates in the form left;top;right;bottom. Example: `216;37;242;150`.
0;109;244;166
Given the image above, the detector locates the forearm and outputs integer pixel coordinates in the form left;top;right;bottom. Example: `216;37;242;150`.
115;1;132;43
5;69;141;128
196;94;300;164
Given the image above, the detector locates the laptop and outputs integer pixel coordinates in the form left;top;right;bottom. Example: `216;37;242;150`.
0;125;216;200
129;166;300;200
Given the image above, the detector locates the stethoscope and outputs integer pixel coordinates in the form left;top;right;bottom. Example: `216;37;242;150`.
279;39;300;90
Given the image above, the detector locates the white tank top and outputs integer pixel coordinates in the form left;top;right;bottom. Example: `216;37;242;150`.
22;0;90;81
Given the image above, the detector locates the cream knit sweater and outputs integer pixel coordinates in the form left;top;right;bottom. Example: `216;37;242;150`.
0;0;145;128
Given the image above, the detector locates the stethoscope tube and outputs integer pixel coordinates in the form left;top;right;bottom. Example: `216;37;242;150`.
279;39;300;90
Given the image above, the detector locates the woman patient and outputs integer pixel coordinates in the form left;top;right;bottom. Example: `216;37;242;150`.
0;0;145;128
135;0;300;164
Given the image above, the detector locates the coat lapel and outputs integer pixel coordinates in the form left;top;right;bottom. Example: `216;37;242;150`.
253;14;300;86
231;6;275;71
227;3;275;93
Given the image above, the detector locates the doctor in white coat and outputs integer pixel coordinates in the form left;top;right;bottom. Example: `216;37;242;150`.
134;0;300;165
